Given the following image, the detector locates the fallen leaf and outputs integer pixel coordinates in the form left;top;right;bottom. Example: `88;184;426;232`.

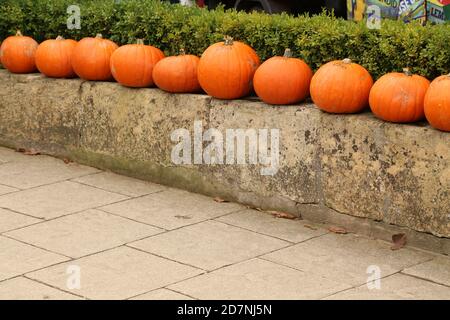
23;148;40;156
304;224;318;230
268;211;298;220
391;233;407;250
175;215;192;220
213;197;229;203
328;226;347;234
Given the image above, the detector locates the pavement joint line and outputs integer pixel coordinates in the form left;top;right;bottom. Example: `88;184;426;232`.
399;270;450;289
207;220;296;247
0;190;157;234
0;258;74;286
22;274;89;300
124;244;208;273
0;243;178;287
0;182;20;190
95;207;170;232
125;285;199;301
0;166;103;193
0;206;46;221
258;252;441;294
213;218;307;245
107;207;250;244
0;233;73;259
162;287;200;301
4;219;170;260
319;271;404;300
69;178;167;198
0;182;23;191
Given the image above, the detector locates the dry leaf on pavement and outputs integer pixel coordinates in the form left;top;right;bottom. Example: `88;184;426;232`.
268;211;298;220
17;148;41;156
391;233;407;250
328;226;348;234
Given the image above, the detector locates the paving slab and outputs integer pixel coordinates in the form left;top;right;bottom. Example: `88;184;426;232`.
27;246;204;300
73;172;166;197
0;208;41;233
130;288;193;300
0;155;99;189
403;257;450;287
169;258;351;300
217;209;327;243
129;220;289;271
262;233;433;286
0;146;449;300
0;236;68;281
0;181;128;219
325;273;450;300
0;277;82;300
6;209;163;258
101;189;244;230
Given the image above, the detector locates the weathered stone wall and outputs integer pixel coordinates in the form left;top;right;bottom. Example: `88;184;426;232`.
1;70;449;242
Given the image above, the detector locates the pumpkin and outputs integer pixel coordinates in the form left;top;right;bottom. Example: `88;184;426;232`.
35;36;77;78
310;58;373;113
424;74;450;132
110;39;164;88
72;34;118;81
153;49;201;93
0;31;38;74
253;49;312;105
369;68;430;123
198;36;260;100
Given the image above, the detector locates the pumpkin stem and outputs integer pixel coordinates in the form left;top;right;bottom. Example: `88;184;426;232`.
403;68;412;76
136;39;145;45
56;36;65;41
179;48;186;55
343;58;352;64
16;30;23;37
283;48;293;58
224;36;234;46
95;34;103;39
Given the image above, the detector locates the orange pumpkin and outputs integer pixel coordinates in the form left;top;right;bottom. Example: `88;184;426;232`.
110;40;164;88
254;49;312;105
198;36;260;100
153;49;200;93
310;58;373;113
0;31;38;74
424;74;450;132
35;36;77;78
369;69;430;123
72;34;118;81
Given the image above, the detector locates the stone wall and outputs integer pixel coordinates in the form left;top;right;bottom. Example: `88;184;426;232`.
1;70;449;243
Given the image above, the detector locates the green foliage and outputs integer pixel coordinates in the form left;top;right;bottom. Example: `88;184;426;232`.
0;0;449;79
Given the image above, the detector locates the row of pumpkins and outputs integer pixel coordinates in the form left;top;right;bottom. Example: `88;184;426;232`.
0;31;449;132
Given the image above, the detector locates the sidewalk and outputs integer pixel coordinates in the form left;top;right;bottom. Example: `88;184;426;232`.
0;146;449;300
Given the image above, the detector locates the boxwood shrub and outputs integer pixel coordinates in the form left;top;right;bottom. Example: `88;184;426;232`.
0;0;449;79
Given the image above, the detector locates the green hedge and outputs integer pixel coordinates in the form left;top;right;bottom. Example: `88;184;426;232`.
0;0;449;79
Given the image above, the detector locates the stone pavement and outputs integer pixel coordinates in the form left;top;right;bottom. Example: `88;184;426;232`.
0;146;449;300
